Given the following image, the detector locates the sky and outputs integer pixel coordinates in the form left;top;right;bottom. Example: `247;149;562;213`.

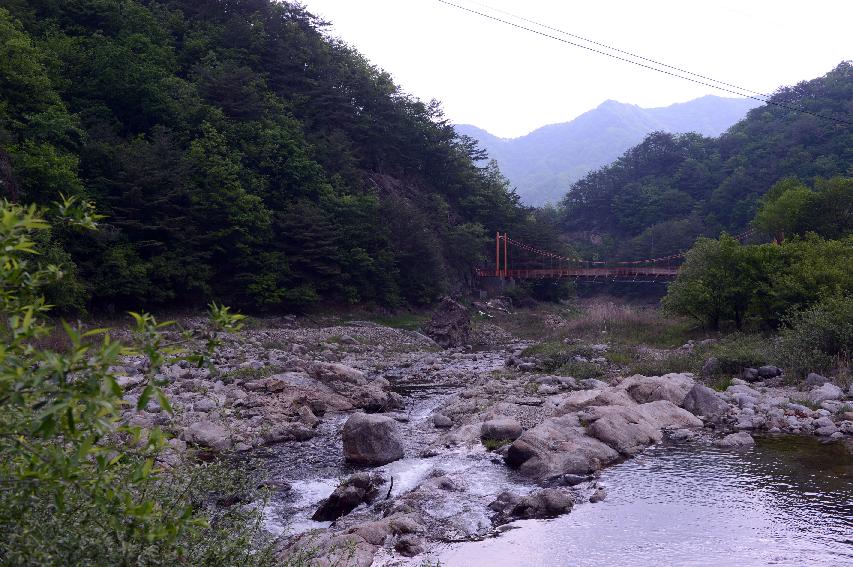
300;0;852;138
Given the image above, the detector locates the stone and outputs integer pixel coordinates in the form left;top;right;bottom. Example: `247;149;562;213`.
681;384;729;422
481;417;523;441
713;432;755;448
423;297;471;348
342;412;404;466
517;362;537;372
298;405;320;428
506;415;619;480
194;398;216;412
309;362;366;385
432;414;452;429
339;334;359;345
394;534;424;557
589;487;607;503
740;368;759;382
815;425;838;437
580;378;608;389
582;405;663;455
805;373;829;386
489;489;574;521
758;365;783;378
312;473;383;521
808;383;843;404
620;373;694;405
262;423;315;444
184;421;231;451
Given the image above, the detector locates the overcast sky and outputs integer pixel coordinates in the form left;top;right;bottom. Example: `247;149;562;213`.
300;0;852;138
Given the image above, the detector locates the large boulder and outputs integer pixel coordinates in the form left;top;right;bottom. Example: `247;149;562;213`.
681;384;730;422
581;405;662;456
619;373;695;405
581;401;702;456
505;414;619;480
342;413;404;466
481;417;523;441
423;297;471;348
184;421;231;451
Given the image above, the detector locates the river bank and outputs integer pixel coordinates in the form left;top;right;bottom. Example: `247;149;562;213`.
113;299;853;565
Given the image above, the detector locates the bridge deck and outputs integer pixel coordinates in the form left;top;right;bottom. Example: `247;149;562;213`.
476;266;679;280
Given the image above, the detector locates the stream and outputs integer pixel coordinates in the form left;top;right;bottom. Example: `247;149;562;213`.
433;436;853;567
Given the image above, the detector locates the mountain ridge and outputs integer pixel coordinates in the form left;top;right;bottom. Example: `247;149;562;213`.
456;95;760;205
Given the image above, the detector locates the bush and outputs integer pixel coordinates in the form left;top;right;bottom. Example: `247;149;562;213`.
777;295;853;379
707;333;773;375
0;200;277;565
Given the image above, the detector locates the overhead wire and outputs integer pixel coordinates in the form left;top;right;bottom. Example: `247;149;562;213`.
435;0;852;127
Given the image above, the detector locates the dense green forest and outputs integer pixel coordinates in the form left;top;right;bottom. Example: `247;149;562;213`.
559;62;853;260
0;0;557;312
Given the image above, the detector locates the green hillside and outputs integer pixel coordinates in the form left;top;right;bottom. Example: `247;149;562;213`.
559;62;853;259
0;0;549;311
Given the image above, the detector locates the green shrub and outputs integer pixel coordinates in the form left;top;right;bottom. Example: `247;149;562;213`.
777;295;853;379
0;201;277;565
707;333;773;374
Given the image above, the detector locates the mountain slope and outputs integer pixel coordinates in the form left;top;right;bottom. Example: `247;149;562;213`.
0;0;548;311
456;95;759;205
560;62;853;260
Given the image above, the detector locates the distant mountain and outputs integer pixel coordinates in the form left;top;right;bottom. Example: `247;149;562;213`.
456;95;760;206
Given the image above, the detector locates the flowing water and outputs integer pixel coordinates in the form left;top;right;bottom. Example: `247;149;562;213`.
435;436;853;567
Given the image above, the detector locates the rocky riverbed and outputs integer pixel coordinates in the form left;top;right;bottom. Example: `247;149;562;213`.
112;301;853;566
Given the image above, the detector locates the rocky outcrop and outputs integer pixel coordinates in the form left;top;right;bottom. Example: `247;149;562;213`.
342;413;404;466
423;297;471;348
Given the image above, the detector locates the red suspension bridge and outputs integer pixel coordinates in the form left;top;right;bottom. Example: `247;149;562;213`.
477;230;756;283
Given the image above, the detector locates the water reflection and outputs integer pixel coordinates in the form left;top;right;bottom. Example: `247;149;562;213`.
437;437;853;567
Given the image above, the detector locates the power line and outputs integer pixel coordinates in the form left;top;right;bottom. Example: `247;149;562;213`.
464;0;771;99
436;0;852;127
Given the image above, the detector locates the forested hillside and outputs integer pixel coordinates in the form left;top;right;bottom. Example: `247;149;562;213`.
560;62;853;259
0;0;549;312
456;95;758;206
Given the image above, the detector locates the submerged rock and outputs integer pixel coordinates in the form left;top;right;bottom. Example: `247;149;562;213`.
714;432;755;448
342;412;404;465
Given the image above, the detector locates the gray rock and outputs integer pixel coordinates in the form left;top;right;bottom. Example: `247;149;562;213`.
758;365;782;378
489;489;574;521
713;432;755;448
506;415;619;480
342;413;404;466
423;297;471;348
740;368;759;382
808;383;843;404
517;362;537;372
589;487;607;503
312;473;383;521
339;334;359;345
681;384;730;422
184;421;231;451
580;378;608;390
805;373;829;386
194;398;216;412
309;362;366;385
582;401;702;456
620;373;694;405
432;414;452;429
481;417;523;441
815;425;838;437
262;423;315;444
